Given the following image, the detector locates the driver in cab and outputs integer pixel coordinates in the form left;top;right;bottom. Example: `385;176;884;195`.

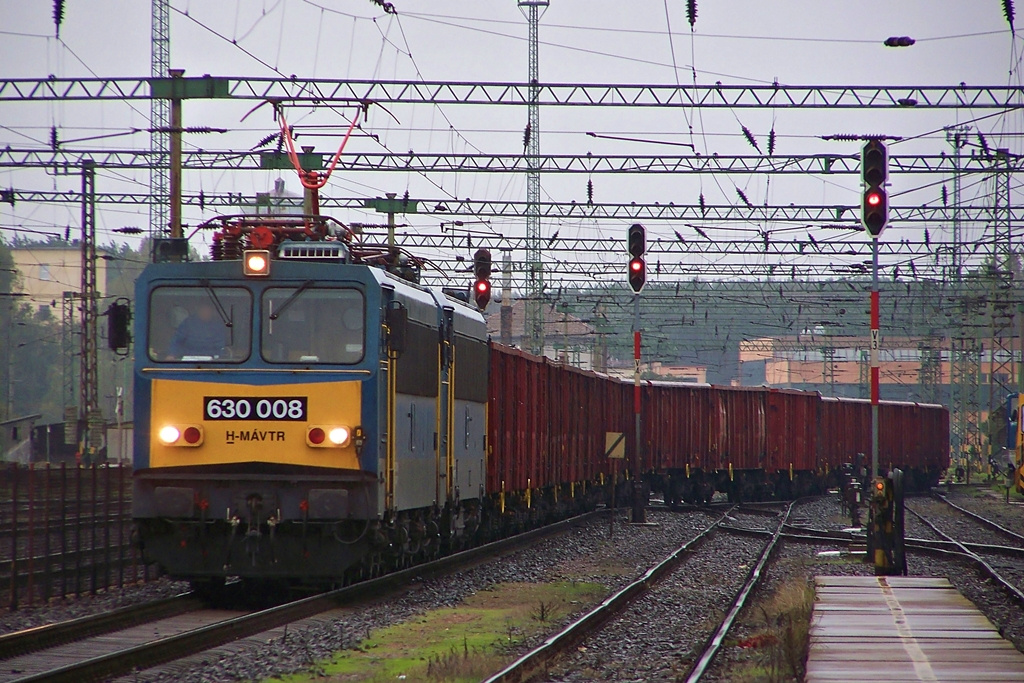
167;302;228;360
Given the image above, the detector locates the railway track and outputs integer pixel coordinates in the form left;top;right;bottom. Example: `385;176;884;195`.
0;509;604;683
680;501;794;683
482;502;795;683
931;491;1024;545
0;593;199;660
905;502;1024;606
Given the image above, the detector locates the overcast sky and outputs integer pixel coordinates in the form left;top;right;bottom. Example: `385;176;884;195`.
0;1;1020;287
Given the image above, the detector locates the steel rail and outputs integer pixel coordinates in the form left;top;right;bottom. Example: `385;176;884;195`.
481;510;729;683
682;501;795;683
7;509;605;683
0;593;200;659
931;492;1024;545
904;505;1024;605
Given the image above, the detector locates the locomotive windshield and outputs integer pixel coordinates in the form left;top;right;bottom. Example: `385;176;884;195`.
261;287;365;364
149;286;253;362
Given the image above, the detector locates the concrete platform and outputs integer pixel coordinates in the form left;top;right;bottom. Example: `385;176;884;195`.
807;576;1024;682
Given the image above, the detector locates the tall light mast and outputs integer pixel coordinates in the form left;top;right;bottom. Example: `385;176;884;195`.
519;0;548;354
150;0;170;238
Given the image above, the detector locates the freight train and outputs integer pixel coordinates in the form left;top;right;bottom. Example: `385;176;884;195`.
128;214;949;591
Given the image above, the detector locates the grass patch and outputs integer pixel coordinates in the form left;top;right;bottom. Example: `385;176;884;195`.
726;577;815;683
268;580;606;683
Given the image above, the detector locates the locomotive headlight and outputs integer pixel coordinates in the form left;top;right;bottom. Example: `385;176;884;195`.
306;425;354;448
243;249;271;277
159;425;181;444
157;424;204;447
328;426;351;446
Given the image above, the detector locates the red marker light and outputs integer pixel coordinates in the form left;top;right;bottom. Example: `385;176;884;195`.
183;426;202;444
308;427;326;445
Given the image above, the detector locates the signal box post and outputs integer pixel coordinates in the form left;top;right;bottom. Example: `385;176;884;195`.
627;224;646;523
862;139;888;479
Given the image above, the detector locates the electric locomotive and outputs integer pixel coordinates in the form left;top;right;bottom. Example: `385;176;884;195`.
132;215;488;590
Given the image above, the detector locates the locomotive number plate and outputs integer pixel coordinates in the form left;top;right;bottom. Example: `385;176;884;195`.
203;396;307;421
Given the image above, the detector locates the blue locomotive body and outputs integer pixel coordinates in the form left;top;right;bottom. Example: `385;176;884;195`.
132;221;487;588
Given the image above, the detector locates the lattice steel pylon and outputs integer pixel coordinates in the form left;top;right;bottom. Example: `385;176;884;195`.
917;339;943;405
946;126;983;469
150;0;170;238
822;344;836;391
986;148;1016;464
519;0;548;354
950;333;982;469
61;291;77;409
80;161;102;456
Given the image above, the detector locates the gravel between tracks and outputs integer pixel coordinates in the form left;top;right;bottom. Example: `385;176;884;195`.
534;507;785;682
543;520;772;681
114;509;719;683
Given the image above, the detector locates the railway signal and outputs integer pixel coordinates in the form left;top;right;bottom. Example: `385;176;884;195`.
473;248;492;310
627;223;646;293
861;140;888;236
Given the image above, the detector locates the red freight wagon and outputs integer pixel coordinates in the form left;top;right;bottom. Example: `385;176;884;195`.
643;381;710;472
712;386;767;472
766;389;819;473
817;397;845;471
489;342;950;507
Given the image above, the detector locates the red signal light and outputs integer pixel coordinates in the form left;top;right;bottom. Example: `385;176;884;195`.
867;191;882;207
473;279;491;310
628;257;646;293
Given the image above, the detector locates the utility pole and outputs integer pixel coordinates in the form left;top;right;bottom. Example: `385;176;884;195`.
169;68;184;239
80;160;101;460
518;0;548;355
4;297;12;419
501;249;513;345
62;290;78;444
150;0;170;238
364;193;419;270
